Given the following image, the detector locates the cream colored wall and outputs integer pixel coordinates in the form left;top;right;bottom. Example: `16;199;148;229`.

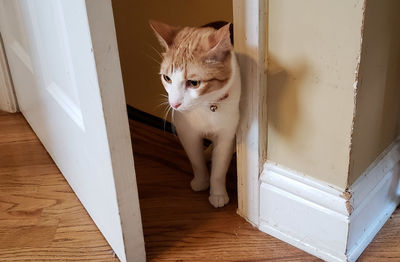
348;0;400;185
266;0;365;189
112;0;232;119
113;0;399;189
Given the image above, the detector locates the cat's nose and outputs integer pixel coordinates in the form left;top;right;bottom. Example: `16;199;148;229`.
171;102;182;109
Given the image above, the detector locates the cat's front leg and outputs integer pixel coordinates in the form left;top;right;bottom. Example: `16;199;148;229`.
175;119;210;191
209;133;235;208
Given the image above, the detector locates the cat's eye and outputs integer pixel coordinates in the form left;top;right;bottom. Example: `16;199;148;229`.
162;74;172;84
187;80;201;88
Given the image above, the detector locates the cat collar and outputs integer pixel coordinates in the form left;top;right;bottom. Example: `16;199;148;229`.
210;93;229;112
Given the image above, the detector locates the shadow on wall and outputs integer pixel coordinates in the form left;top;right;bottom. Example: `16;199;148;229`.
267;54;309;140
348;0;400;183
380;14;400;142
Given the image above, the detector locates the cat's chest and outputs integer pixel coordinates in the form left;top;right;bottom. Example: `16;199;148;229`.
180;105;236;134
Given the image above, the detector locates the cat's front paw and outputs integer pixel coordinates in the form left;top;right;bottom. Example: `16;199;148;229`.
190;177;210;191
208;193;229;208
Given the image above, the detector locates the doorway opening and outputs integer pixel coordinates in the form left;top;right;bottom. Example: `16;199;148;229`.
110;0;250;259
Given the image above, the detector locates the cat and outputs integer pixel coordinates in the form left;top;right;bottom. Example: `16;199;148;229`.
149;20;241;208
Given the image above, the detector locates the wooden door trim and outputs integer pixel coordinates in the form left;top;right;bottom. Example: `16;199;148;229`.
85;0;146;261
233;0;268;226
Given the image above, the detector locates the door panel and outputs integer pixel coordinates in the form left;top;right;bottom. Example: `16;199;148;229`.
0;1;145;261
29;0;84;127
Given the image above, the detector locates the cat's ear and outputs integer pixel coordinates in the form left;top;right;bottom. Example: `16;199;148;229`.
205;23;232;63
149;20;179;50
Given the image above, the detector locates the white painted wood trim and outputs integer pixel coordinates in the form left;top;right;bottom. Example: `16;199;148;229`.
85;1;145;261
346;139;400;261
259;164;350;262
0;33;18;113
349;139;400;209
233;0;267;226
259;138;400;262
260;164;348;216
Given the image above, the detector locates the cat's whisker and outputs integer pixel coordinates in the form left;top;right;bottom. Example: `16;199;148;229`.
163;106;172;133
158;95;169;103
170;110;178;136
145;53;161;65
147;44;164;59
162;104;170;116
156;96;169;109
158;97;169;103
162;104;169;118
155;102;169;110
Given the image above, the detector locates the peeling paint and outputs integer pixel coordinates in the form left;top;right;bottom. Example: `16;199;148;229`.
341;190;352;200
341;189;354;215
345;200;354;215
346;0;367;188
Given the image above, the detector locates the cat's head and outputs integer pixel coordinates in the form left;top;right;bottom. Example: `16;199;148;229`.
150;20;233;111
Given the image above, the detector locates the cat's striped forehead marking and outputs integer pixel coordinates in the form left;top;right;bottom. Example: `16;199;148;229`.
160;26;232;95
166;27;210;76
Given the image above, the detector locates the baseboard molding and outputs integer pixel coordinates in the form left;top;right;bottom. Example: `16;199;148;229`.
126;105;173;133
259;139;400;262
259;165;349;262
126;105;215;149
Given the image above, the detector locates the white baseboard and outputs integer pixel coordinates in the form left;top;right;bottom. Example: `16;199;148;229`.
259;139;400;262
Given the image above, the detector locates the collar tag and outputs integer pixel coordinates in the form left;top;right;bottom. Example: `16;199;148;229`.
210;105;218;112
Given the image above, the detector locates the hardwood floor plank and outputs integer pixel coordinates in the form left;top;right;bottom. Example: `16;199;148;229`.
0;247;118;262
0;223;59;249
0;140;53;168
0;112;118;261
0;113;36;144
0;111;398;261
130;120;317;261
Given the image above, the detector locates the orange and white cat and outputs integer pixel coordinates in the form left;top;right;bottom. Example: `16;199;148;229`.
150;20;241;208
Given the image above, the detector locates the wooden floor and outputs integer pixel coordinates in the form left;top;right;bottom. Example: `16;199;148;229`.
0;111;399;261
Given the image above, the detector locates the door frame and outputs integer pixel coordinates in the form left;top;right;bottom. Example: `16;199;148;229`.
85;1;146;260
233;0;268;226
0;32;18;113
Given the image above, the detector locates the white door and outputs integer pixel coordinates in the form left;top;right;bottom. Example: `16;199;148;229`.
0;1;145;261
